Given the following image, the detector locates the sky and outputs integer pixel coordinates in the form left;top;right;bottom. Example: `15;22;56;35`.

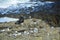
0;0;54;8
0;0;30;8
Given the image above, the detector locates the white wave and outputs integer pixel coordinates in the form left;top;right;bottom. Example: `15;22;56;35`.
0;17;19;22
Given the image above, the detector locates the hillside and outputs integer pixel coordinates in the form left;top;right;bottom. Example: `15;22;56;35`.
0;18;60;40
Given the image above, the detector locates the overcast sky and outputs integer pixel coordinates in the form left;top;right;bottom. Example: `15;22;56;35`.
0;0;54;8
0;0;30;8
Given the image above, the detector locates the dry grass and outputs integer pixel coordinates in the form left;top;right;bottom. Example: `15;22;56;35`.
0;18;60;40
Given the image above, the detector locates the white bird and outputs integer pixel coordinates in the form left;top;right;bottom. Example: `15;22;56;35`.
15;31;18;33
1;29;5;32
33;28;38;33
9;32;21;37
24;31;29;35
7;28;10;31
51;26;54;29
17;33;21;35
21;23;24;25
33;22;37;24
12;33;18;37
